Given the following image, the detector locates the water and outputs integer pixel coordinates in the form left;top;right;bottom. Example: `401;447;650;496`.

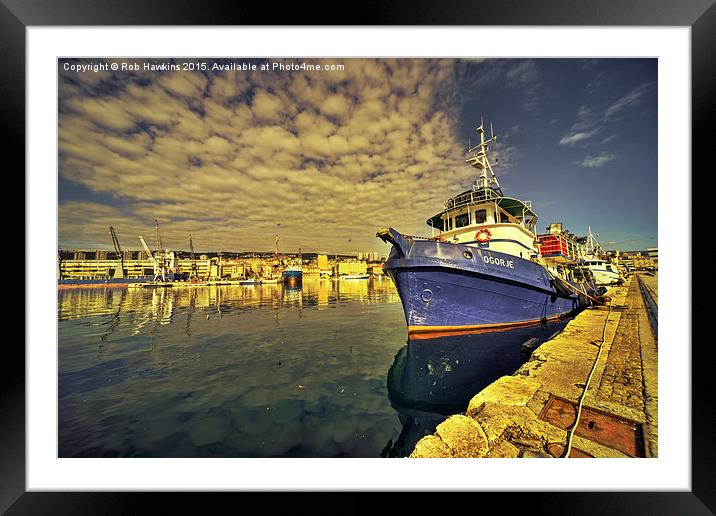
384;321;568;457
58;277;567;458
59;278;408;457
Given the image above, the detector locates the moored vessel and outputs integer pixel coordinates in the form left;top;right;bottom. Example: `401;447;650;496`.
377;120;588;339
339;274;370;280
283;265;303;284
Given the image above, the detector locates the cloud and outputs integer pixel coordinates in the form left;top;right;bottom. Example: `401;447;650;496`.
605;82;655;120
580;153;615;168
58;58;478;253
559;81;655;148
560;129;600;146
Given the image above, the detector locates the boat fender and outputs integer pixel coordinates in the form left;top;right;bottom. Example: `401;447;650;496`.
475;228;492;243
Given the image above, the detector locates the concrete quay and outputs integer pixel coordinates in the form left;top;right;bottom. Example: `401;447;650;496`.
410;274;658;459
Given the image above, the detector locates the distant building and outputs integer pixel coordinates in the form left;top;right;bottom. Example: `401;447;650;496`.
317;254;328;270
369;263;384;276
335;260;367;276
646;248;658;268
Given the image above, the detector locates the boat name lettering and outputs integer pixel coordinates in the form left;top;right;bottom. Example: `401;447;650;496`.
483;255;514;268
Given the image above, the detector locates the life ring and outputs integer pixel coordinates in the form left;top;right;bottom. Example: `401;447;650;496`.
475;228;492;243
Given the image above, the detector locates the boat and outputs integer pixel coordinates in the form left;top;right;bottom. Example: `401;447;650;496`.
339;274;370;280
583;259;623;286
283;265;303;284
260;277;281;284
384;320;568;457
58;276;154;288
536;222;606;299
377;120;586;339
579;227;624;286
238;278;261;285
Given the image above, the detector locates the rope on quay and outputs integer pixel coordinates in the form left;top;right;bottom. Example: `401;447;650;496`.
562;300;614;458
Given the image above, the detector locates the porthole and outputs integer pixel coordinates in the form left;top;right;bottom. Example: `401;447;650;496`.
463;250;473;260
421;289;433;303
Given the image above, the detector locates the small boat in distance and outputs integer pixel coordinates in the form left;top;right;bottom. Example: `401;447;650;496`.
339;274;370;280
283;250;303;284
283;265;303;284
584;259;623;286
580;227;624;286
377;120;587;339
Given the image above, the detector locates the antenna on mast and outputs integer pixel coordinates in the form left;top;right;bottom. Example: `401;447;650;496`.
465;118;501;192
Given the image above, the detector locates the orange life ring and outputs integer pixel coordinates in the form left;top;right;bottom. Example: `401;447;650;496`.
475;228;492;243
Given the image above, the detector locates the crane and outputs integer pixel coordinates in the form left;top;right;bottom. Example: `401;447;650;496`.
109;226;125;279
139;235;164;282
154;219;167;276
189;234;198;280
154;219;164;253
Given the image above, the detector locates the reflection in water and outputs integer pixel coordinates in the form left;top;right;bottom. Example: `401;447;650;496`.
58;278;405;458
59;278;569;458
383;321;569;457
58;278;399;330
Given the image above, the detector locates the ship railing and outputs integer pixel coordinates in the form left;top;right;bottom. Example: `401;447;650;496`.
403;233;442;241
445;188;500;210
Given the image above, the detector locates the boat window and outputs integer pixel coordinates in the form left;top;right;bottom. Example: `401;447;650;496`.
455;213;470;228
442;214;452;231
499;211;510;223
474;209;487;224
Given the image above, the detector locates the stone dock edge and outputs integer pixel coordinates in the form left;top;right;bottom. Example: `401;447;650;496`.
409;275;658;459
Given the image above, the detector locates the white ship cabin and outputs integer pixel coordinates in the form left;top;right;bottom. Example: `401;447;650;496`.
425;121;539;261
426;187;538;260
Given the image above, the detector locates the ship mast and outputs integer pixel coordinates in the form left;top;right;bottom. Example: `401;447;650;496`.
465;118;501;192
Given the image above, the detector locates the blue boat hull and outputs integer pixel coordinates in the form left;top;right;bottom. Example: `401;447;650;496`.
283;269;303;283
378;228;581;337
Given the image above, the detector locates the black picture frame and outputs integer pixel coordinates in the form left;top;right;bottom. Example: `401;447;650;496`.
4;0;710;513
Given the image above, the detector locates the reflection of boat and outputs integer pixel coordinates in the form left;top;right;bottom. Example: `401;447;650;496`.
59;276;154;288
127;281;175;289
384;320;568;457
377;121;584;339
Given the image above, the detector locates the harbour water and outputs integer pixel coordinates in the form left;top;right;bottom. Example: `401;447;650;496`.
58;277;567;458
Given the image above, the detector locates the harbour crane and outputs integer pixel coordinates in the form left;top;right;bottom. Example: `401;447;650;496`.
109;226;125;279
155;219;164;253
189;234;198;280
139;234;164;282
154;219;167;275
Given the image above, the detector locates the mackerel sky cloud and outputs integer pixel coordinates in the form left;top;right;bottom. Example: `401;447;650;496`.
58;58;657;254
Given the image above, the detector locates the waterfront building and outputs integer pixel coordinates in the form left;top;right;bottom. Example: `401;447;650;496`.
335;260;368;276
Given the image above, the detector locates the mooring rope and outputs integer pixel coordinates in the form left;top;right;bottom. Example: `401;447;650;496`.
563;299;613;458
545;268;605;305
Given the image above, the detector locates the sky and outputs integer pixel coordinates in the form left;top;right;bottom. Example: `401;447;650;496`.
58;58;657;255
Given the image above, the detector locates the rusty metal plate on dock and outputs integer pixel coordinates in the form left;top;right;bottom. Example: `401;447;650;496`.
546;443;593;458
538;396;645;457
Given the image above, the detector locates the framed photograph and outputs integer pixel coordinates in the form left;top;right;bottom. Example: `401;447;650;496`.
6;0;711;512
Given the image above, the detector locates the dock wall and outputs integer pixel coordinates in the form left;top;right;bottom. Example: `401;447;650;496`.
410;275;658;458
